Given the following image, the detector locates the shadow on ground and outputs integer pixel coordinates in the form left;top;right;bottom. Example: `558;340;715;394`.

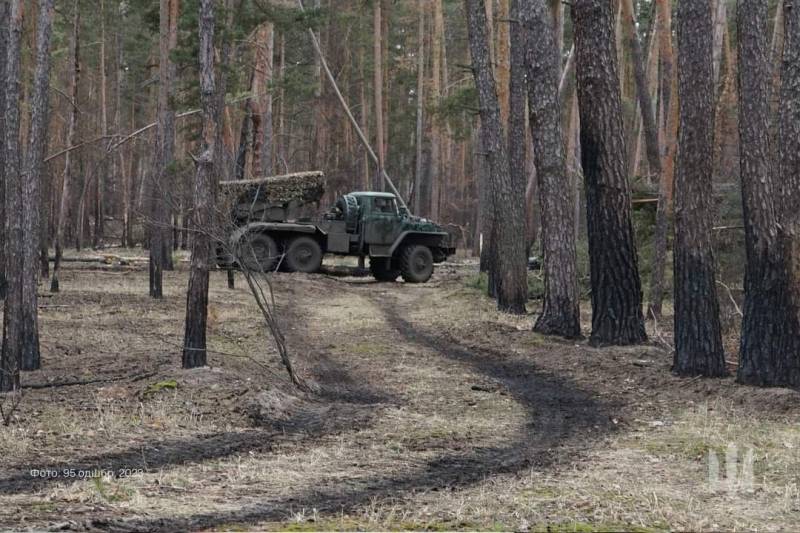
60;299;617;532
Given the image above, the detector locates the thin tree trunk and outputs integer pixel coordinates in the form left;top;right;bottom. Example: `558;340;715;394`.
571;0;647;345
373;0;385;191
148;0;180;297
465;0;528;314
249;22;274;177
277;33;287;172
183;0;217;369
736;0;797;386
116;0;128;247
497;0;511;124
509;0;528;252
647;0;677;318
429;0;445;218
672;0;727;377
96;0;108;248
521;0;581;338
713;0;728;86
51;0;81;293
621;0;661;181
414;0;425;214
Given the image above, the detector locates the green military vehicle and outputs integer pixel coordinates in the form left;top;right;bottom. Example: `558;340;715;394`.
219;172;455;283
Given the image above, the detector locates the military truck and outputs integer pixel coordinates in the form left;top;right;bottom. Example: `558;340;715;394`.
219;171;455;283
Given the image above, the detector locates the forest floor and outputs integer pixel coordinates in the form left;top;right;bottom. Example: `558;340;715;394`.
0;253;798;532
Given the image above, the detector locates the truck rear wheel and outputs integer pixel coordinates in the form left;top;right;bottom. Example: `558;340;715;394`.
399;244;434;283
285;236;323;273
238;232;279;272
370;258;400;282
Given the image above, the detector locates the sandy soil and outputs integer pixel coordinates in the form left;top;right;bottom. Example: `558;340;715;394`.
0;256;798;532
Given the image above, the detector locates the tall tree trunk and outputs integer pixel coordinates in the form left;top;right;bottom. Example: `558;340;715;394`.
277;32;287;173
621;0;661;181
1;0;23;392
647;0;677;319
0;0;8;299
18;0;54;372
465;0;528;314
116;0;128;247
359;34;370;190
521;0;581;338
673;0;727;377
571;0;647;345
497;0;511;124
51;0;80;294
148;0;179;298
774;0;800;387
429;0;445;219
373;0;385;191
183;0;218;369
509;0;527;250
96;0;108;248
736;0;800;386
250;22;274;177
414;0;425;214
713;0;728;86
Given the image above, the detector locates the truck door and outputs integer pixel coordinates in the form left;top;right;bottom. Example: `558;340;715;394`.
363;197;401;246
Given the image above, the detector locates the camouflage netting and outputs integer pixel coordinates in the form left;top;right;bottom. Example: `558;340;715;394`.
220;171;326;205
219;171;326;224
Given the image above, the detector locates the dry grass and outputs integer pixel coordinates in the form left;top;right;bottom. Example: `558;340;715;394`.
0;257;798;531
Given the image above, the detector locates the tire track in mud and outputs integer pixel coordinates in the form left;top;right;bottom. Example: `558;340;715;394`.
81;278;618;532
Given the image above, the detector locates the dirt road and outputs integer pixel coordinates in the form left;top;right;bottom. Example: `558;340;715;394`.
1;261;798;531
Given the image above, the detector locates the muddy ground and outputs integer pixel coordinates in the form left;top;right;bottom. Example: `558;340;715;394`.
0;255;798;531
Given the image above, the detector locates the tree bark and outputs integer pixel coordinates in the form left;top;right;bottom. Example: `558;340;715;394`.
520;0;581;338
249;22;274;177
1;0;23;392
508;0;527;252
774;0;800;387
183;0;218;369
17;0;54;372
497;0;511;125
647;0;677;319
95;0;108;248
148;0;180;298
465;0;528;314
672;0;727;377
621;0;661;180
736;0;791;386
0;0;8;299
414;0;425;214
51;0;80;294
571;0;647;345
429;0;445;218
373;0;385;191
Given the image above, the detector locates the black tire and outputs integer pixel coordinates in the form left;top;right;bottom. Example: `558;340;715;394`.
238;232;279;272
285;236;323;273
370;258;400;282
399;244;434;283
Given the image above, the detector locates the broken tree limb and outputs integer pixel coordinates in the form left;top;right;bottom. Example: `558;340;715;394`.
44;94;257;163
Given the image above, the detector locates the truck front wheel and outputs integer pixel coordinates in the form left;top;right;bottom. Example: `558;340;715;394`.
399;244;434;283
285;236;323;273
